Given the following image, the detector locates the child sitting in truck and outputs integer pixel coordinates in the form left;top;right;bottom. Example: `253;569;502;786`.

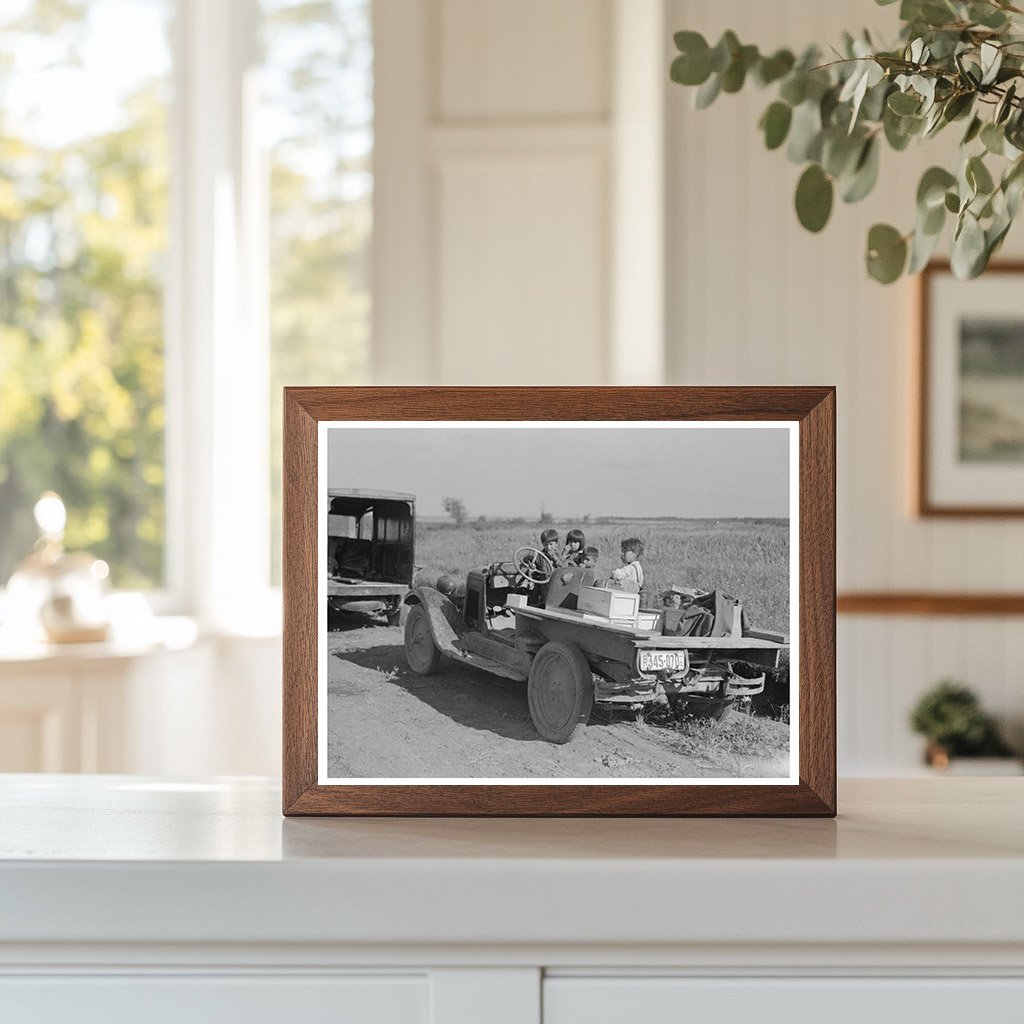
561;528;586;567
522;528;562;582
608;537;644;593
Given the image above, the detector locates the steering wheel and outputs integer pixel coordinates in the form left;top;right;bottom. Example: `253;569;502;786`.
513;546;555;584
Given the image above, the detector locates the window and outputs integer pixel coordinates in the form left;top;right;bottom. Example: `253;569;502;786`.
0;0;373;620
261;0;372;581
0;0;172;589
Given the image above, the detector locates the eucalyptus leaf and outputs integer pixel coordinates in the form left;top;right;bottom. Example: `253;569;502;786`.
779;73;807;106
721;45;759;93
787;100;823;162
671;43;712;87
981;122;1005;155
754;49;795;87
795;164;834;232
822;128;863;178
962;115;983;145
866;223;907;283
908;221;942;273
970;2;1009;30
996;82;1017;124
760;102;793;150
967;154;995;196
694;73;721;109
951;212;986;278
980;42;1002;86
917;166;957;210
710;31;740;73
921;200;946;235
888;90;921;115
842;137;880;203
942;92;974;122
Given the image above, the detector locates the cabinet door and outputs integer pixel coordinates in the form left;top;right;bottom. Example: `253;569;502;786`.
544;977;1024;1024
0;974;428;1024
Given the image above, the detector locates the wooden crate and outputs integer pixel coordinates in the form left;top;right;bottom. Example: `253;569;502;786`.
578;586;640;622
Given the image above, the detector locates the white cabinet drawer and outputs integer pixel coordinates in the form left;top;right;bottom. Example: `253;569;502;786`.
0;974;427;1024
544;977;1024;1024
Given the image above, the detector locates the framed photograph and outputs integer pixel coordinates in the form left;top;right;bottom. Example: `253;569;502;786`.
283;387;835;816
917;261;1024;516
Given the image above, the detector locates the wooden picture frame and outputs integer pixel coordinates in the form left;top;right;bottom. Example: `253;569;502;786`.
283;387;836;816
917;261;1024;517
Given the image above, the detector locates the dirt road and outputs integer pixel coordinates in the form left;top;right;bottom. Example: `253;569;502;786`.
325;612;786;780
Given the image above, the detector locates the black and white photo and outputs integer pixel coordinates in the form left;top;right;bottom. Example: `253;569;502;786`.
318;422;798;785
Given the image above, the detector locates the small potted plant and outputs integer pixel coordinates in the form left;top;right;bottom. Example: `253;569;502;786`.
910;680;1018;772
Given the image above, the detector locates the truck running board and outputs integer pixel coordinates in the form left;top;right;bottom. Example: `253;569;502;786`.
449;649;529;683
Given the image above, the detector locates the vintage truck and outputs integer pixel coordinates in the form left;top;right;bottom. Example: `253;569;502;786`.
327;489;416;626
402;546;789;743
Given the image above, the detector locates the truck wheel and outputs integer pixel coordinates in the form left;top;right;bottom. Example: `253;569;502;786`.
528;641;594;744
404;604;441;675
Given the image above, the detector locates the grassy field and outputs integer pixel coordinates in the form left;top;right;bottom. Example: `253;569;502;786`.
415;517;790;633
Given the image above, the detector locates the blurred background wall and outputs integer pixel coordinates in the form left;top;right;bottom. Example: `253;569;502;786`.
1;0;1020;777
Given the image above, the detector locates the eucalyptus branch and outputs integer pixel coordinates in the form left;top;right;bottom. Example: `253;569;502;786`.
670;2;1024;283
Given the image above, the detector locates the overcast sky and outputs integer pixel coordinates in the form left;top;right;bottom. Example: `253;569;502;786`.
327;425;792;519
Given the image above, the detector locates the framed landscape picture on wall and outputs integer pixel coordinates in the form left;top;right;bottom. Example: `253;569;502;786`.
918;262;1024;516
282;387;836;817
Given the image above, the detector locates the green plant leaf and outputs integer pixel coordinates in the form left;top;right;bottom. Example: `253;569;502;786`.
710;30;740;72
671;32;713;85
951;211;986;278
944;190;960;213
942;92;974;123
884;106;922;150
787;101;823;162
967;154;995;196
969;2;1009;29
917;166;957;210
753;49;794;87
962;115;983;145
694;73;721;109
822;128;863;177
866;223;907;283
779;73;807;106
760;101;792;150
721;44;759;92
888;90;921;115
980;41;1002;86
908;221;942;273
981;122;1005;155
795;164;834;232
995;82;1017;125
842;137;880;203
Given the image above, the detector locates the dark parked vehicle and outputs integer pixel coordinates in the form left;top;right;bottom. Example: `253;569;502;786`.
327;489;415;626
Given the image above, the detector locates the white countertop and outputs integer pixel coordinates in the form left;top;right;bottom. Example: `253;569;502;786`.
1;775;1022;951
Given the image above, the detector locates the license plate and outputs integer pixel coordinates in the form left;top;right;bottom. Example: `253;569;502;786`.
638;650;687;674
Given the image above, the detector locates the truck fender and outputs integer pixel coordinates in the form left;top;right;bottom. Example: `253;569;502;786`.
403;587;464;658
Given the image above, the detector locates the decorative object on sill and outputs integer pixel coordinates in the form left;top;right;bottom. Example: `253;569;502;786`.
916;260;1024;516
282;386;836;818
670;2;1024;283
5;492;111;644
910;679;1017;772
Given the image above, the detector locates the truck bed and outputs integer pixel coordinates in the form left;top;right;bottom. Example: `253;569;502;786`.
513;605;788;650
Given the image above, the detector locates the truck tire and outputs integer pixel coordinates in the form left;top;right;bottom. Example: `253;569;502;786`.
527;641;594;744
404;604;441;675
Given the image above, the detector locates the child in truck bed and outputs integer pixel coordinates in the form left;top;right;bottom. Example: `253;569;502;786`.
608;537;644;593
